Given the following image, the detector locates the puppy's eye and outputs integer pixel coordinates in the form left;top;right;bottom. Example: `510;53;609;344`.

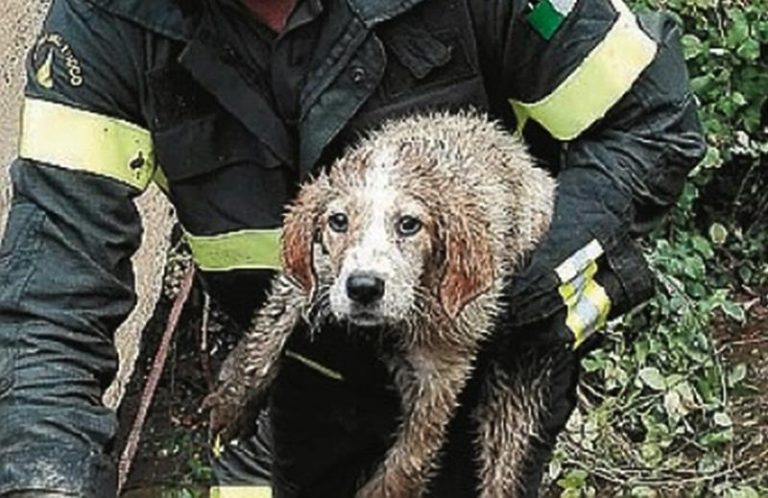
397;215;422;237
328;212;349;233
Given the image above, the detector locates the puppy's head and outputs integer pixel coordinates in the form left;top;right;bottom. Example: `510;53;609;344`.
281;143;494;327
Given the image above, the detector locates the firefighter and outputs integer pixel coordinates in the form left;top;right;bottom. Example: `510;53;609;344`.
0;0;705;496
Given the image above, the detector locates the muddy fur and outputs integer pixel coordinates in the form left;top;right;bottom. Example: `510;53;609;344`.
203;111;557;497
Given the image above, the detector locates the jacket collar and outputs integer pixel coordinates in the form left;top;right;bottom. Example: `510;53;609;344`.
85;0;428;40
346;0;428;27
84;0;187;40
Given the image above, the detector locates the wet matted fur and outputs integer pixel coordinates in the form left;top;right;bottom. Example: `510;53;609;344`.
204;111;557;498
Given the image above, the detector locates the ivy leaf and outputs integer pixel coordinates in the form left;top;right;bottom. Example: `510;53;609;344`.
701;428;733;447
681;33;704;59
557;469;588;490
728;363;747;387
690;235;714;258
714;412;733;427
726;9;750;48
720;301;746;323
709;223;728;245
690;74;715;95
724;486;761;498
639;367;666;391
630;486;657;498
736;38;760;61
664;389;685;419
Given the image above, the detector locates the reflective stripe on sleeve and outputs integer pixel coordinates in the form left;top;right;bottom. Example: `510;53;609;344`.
19;98;155;190
511;0;657;140
210;486;272;498
185;228;282;271
555;240;611;347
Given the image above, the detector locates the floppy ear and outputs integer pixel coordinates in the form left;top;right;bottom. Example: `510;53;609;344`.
281;178;328;295
439;205;495;318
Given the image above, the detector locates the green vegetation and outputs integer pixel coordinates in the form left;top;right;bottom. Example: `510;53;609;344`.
549;1;768;495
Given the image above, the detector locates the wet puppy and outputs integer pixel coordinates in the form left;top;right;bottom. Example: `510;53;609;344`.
204;111;556;497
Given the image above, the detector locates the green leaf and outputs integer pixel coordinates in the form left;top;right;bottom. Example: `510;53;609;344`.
714;412;733;427
631;486;657;497
728;363;748;387
724;486;761;498
557;469;588;490
664;389;686;419
640;441;663;465
681;33;704;59
690;234;714;258
700;428;733;446
690;74;715;95
726;9;750;48
639;367;666;391
738;265;754;283
720;301;746;323
736;38;760;61
697;452;725;473
699;146;722;170
709;223;728;245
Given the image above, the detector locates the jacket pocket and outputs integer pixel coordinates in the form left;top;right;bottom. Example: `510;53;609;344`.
150;109;294;239
153;111;283;184
378;24;476;100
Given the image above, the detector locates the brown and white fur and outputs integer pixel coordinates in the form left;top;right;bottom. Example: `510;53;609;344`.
203;111;557;498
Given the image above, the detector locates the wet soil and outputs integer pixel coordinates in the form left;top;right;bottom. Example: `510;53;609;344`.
118;281;239;496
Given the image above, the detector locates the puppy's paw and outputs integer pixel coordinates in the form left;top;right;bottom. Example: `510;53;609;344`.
201;384;244;441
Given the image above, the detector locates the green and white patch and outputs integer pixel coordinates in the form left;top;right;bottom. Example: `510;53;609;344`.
527;0;578;40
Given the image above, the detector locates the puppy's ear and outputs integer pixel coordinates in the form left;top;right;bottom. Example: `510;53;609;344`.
439;205;495;318
281;178;328;295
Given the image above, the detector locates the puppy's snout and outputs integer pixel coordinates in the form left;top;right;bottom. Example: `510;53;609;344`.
346;272;385;305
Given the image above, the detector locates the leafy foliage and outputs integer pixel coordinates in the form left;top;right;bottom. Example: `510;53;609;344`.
547;0;768;496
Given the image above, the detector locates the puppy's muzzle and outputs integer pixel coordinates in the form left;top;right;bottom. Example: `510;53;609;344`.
346;272;385;305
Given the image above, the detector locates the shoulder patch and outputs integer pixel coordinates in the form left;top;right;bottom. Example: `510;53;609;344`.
32;33;84;89
526;0;578;40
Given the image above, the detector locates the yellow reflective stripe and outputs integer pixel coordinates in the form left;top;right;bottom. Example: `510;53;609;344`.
511;0;657;140
585;278;611;324
19;98;155;190
556;243;612;347
555;239;604;283
185;228;282;271
210;486;272;498
285;350;344;381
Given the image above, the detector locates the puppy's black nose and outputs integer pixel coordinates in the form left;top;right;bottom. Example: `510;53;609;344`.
346;273;385;305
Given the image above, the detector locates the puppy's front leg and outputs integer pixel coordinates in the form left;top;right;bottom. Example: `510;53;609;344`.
357;344;475;498
202;274;308;439
474;355;553;498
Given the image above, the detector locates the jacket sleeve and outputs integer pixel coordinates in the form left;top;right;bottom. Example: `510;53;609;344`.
470;0;706;345
0;0;153;473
